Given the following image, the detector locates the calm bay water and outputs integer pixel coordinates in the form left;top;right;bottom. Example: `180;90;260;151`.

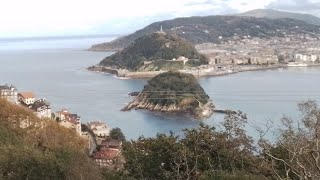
1;36;320;140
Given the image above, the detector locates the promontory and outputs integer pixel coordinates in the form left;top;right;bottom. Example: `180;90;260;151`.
88;31;208;78
122;71;214;120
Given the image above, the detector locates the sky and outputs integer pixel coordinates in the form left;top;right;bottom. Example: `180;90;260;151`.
0;0;319;38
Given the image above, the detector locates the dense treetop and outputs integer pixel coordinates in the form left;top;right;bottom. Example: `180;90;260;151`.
110;127;126;141
141;71;209;106
99;33;208;71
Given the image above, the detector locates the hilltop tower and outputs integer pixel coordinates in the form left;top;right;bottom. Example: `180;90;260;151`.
156;25;166;35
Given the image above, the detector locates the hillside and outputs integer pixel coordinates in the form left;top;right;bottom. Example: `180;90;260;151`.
98;33;208;71
237;9;320;26
122;71;214;119
90;15;320;50
0;99;103;180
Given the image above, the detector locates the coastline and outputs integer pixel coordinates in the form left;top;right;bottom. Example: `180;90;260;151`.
88;47;122;52
87;64;287;79
122;95;215;120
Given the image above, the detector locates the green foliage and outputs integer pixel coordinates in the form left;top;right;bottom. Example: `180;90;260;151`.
0;99;103;180
101;170;128;180
99;33;208;70
141;60;185;71
5;98;320;179
260;100;320;179
122;115;268;179
110;127;126;141
142;72;209;109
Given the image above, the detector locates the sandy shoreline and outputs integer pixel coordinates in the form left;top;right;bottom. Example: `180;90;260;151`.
87;64;290;79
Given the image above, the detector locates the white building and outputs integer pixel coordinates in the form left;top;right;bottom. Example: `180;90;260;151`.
30;99;52;119
295;54;318;62
56;109;82;135
18;92;35;105
0;84;18;104
87;121;111;138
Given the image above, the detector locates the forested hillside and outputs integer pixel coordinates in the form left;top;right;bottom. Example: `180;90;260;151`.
0;99;103;180
90;15;320;50
99;33;207;71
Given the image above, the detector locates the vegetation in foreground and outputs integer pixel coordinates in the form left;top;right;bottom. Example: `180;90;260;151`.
2;98;320;179
0;99;103;180
120;101;320;179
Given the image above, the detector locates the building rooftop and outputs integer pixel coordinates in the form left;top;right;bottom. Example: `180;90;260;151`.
0;84;16;90
92;148;120;160
19;92;34;99
100;138;122;149
30;99;50;110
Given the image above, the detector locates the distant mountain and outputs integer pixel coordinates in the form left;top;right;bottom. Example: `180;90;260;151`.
237;9;320;26
98;32;207;71
90;15;320;51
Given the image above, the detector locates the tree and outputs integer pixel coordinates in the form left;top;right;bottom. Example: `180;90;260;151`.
110;128;126;141
121;113;268;180
260;100;320;179
0;99;103;180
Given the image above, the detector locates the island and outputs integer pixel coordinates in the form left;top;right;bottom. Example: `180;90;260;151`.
122;71;214;120
88;10;320;79
88;30;209;78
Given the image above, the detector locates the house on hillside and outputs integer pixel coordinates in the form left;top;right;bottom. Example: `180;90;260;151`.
56;109;82;135
30;99;52;119
18;92;35;105
0;84;18;104
92;148;121;168
100;138;122;150
92;137;123;168
87;121;111;138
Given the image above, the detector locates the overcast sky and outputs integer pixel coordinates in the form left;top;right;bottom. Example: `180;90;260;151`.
0;0;319;38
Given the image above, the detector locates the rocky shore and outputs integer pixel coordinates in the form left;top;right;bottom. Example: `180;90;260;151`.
122;95;215;120
88;64;285;79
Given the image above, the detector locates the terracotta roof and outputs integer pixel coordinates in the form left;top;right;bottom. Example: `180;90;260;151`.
101;139;122;149
67;118;78;125
92;148;120;160
19;92;34;99
57;109;70;115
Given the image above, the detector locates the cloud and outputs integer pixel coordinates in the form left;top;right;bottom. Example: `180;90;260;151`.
266;0;320;16
0;0;271;38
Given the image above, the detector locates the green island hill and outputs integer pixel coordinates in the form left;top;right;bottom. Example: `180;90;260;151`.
96;32;208;73
122;71;214;119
